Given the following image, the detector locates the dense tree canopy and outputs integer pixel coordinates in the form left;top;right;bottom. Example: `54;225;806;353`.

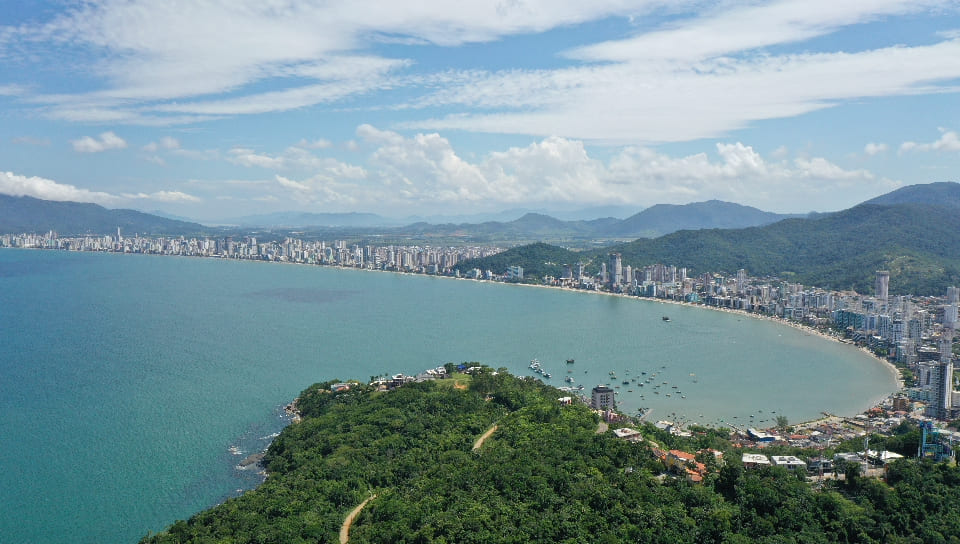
143;368;960;543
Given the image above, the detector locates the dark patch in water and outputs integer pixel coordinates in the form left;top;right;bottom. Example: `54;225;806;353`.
248;287;360;305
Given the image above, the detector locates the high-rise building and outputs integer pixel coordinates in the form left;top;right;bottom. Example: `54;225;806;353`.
930;331;955;420
592;385;615;410
875;270;890;306
948;286;960;305
609;253;622;287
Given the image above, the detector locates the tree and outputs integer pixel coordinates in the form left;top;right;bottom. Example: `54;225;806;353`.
775;415;789;436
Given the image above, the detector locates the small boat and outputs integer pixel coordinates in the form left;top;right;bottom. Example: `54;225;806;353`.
622;380;630;385
662;316;670;321
566;358;575;364
565;376;575;383
543;373;552;379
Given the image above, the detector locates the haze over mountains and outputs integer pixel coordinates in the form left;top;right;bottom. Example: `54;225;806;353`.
0;194;204;236
0;194;803;239
4;181;960;294
455;182;960;295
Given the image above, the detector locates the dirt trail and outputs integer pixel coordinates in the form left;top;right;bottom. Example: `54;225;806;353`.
472;424;499;451
339;494;377;544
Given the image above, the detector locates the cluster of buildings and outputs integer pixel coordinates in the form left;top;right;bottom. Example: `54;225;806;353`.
6;230;959;420
0;231;502;275
561;258;960;421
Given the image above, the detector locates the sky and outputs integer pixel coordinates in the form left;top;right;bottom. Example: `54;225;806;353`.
1;0;959;222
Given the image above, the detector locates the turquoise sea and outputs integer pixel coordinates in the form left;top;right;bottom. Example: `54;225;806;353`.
0;249;897;543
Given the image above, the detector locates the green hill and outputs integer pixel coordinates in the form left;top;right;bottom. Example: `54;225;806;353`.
0;194;207;236
453;242;583;279
611;200;797;237
458;199;960;295
862;181;960;208
602;202;960;294
141;368;960;543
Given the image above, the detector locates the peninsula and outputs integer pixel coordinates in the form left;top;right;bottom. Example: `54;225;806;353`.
141;366;960;543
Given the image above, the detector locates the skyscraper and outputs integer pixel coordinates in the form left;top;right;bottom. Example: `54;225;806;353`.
875;270;890;306
609;253;622;287
931;331;955;420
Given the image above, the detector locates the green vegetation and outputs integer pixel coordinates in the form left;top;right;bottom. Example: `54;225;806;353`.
460;203;960;294
0;194;208;236
142;368;960;543
602;203;960;294
454;242;586;280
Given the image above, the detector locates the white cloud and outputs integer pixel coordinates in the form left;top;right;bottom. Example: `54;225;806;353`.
143;136;181;152
297;138;332;149
7;0;957;142
121;190;201;202
71;131;128;153
345;125;893;211
864;142;888;156
0;170;118;204
0;170;200;205
174;126;898;213
568;0;938;63
900;128;960;153
0;84;26;96
228;145;366;177
406;38;960;143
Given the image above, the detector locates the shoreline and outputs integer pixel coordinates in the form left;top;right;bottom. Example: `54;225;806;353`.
435;276;904;426
6;246;903;426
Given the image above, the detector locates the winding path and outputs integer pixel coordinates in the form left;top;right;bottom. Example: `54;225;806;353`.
339;494;377;544
472;424;499;451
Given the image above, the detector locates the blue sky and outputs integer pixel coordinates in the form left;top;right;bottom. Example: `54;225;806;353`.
1;0;959;222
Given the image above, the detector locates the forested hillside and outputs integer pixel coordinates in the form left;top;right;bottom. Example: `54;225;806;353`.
142;368;960;543
0;194;206;235
459;201;960;295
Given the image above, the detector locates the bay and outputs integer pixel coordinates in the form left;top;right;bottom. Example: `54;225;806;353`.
0;249;897;543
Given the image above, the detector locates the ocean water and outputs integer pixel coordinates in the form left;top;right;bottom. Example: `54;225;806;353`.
0;249;898;543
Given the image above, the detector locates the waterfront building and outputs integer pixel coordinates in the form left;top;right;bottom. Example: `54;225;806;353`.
591;385;614;410
609;253;622;287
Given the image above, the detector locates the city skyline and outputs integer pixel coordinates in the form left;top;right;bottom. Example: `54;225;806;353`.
1;1;960;220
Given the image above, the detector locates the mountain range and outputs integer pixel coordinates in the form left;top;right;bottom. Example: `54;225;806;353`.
455;182;960;295
0;194;800;239
0;194;206;236
5;182;960;294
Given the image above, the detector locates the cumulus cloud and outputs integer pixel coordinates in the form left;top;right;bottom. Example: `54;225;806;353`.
234;125;893;213
71;131;127;153
0;170;200;205
0;170;118;203
900;128;960;153
864;142;888;156
143;136;181;152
